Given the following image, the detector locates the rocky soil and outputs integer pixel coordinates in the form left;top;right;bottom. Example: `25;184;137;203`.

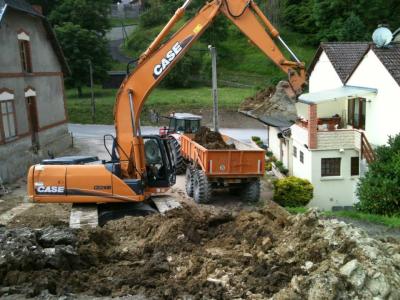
0;201;399;299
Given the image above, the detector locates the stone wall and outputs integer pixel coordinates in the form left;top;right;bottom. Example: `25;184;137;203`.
0;124;71;183
317;130;356;150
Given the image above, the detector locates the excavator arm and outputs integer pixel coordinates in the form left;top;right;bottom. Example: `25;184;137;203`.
114;0;306;178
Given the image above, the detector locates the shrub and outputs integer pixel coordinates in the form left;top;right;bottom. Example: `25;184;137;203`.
273;176;313;207
252;136;261;142
273;161;289;176
266;151;273;157
265;161;272;171
357;134;400;215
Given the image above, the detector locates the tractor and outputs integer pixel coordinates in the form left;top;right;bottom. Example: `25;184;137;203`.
159;113;202;174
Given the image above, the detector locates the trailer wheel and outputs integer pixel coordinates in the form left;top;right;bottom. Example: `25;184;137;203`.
193;170;212;204
242;179;261;203
168;136;186;175
185;166;194;197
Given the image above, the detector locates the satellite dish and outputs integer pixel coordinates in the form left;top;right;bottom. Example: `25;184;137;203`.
372;26;393;48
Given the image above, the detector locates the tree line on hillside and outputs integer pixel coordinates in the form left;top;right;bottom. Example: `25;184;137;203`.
27;0;400;92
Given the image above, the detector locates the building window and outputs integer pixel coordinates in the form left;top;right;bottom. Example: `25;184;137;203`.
0;100;17;141
351;157;359;176
293;146;297;158
300;151;304;163
19;40;32;73
321;158;341;177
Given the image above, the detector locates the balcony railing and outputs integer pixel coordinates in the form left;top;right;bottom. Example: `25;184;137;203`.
292;123;368;152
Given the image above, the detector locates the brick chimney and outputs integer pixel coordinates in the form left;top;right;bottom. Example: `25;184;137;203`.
308;104;318;149
32;5;43;15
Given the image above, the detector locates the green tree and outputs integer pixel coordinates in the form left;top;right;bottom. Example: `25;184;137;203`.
357;134;400;215
55;23;111;96
49;0;111;36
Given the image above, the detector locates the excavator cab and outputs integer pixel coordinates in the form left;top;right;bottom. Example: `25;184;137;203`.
143;136;176;187
106;134;176;188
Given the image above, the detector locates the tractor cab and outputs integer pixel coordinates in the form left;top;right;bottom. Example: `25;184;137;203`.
160;113;202;137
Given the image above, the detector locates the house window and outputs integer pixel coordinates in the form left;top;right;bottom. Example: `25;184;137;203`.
348;98;366;130
293;146;297;158
351;157;359;176
300;151;304;163
0;100;17;141
321;158;341;177
19;40;32;73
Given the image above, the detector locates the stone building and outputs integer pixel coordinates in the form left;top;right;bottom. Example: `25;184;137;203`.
0;0;71;183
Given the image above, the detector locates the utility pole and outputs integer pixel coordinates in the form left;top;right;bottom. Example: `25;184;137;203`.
209;45;219;132
88;59;95;123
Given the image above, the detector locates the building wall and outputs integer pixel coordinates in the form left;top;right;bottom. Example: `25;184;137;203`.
0;10;70;183
0;124;71;183
309;51;343;93
0;10;62;73
309;149;360;210
347;50;400;146
268;126;290;169
291;139;312;180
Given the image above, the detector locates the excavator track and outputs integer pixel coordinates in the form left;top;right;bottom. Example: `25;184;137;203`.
69;196;182;228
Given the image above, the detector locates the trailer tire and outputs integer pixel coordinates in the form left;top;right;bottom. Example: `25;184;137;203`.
193;169;212;204
168;136;186;175
242;179;261;203
185;166;195;197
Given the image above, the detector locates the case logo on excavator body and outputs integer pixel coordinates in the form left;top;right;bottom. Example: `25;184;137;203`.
153;35;194;79
153;42;183;79
36;185;65;195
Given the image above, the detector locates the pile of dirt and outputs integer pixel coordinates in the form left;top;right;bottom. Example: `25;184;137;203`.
239;81;298;126
239;86;276;112
0;202;399;299
194;126;235;150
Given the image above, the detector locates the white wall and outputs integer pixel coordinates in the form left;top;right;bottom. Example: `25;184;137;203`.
292;140;312;180
309;51;343;93
308;149;360;210
347;50;400;146
268;126;290;168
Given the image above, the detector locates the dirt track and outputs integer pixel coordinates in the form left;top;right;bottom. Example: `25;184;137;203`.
1;200;400;299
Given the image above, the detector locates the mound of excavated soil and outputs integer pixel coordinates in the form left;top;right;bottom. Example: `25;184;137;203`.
194;126;235;150
0;202;399;299
239;86;276;112
239;81;298;126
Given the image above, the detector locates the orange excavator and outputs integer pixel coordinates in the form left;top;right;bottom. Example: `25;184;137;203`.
27;0;306;216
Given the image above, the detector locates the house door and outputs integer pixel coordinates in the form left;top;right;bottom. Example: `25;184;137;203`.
26;96;39;148
348;98;366;130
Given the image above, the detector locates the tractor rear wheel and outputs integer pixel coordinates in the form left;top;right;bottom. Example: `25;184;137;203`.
168;136;186;175
242;179;261;203
193;169;212;204
185;166;194;197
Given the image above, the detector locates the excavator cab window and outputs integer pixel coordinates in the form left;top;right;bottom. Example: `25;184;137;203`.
143;136;175;187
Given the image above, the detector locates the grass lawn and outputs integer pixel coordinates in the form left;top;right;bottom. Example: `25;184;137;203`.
66;86;256;125
285;207;400;228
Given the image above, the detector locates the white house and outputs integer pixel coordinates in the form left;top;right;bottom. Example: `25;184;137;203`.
289;39;400;210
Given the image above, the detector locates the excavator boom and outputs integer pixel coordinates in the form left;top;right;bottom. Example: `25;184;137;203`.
115;0;306;179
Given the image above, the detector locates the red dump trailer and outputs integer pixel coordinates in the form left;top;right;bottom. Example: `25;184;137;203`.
180;133;265;203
